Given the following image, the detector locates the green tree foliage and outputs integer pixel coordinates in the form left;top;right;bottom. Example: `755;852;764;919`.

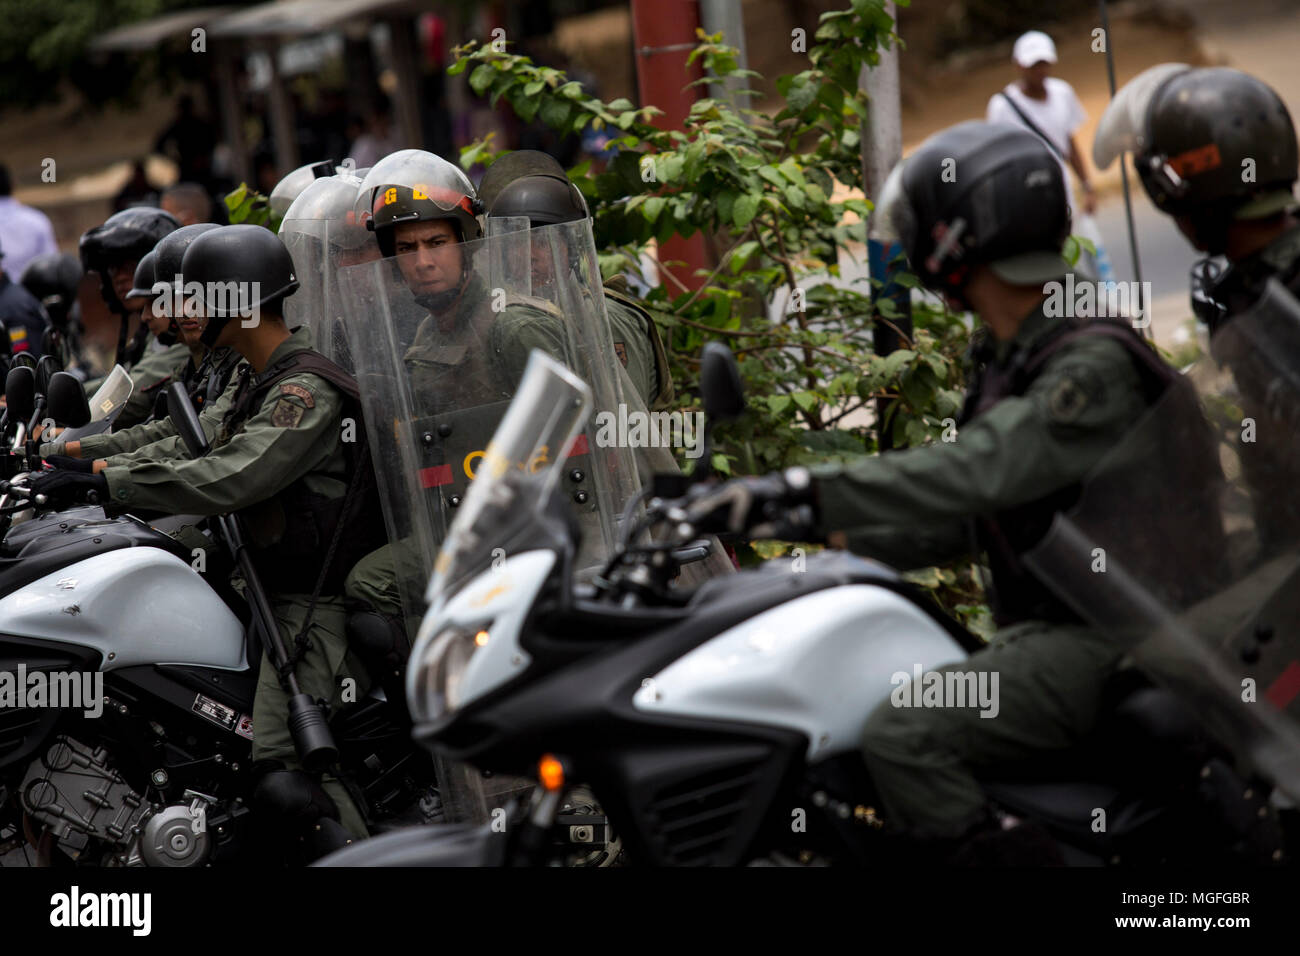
453;1;992;633
0;0;195;108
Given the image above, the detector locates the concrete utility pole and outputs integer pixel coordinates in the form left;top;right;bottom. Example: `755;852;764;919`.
859;1;911;450
630;0;713;293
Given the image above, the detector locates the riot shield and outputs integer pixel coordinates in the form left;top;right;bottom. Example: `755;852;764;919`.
337;219;642;626
280;172;377;369
1023;278;1300;797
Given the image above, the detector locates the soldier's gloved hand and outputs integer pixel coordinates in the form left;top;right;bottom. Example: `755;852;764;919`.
686;467;818;540
42;454;94;474
26;469;108;507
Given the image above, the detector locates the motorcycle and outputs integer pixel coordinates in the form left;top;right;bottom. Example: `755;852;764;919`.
322;310;1300;867
0;369;439;867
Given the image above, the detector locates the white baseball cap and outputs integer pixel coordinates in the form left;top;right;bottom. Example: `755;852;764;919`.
1013;31;1057;68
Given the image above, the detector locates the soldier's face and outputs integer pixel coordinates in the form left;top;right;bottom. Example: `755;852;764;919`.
110;260;141;307
530;234;555;285
393;220;462;298
178;310;206;347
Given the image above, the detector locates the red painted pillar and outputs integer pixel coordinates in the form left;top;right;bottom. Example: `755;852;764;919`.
630;0;713;293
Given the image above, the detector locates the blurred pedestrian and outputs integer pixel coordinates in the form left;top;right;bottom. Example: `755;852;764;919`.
161;182;217;226
348;101;399;169
0;163;58;282
113;159;159;212
154;94;217;191
987;31;1097;218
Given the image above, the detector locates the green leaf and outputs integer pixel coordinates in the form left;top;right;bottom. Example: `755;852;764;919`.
733;193;760;227
784;185;805;210
768;394;793;415
642;196;667;223
711;452;732;476
729;240;759;273
878;348;917;379
791;391;818;412
539;97;572;130
469;64;496;96
716;189;738;224
523;79;545;96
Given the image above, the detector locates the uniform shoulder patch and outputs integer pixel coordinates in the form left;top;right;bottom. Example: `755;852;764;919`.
1046;365;1106;424
614;342;628;367
270;396;306;428
279;382;315;408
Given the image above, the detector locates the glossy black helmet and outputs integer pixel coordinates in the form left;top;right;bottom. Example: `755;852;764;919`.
1095;64;1298;252
181;225;299;346
20;253;82;326
878;120;1070;297
490;173;589;226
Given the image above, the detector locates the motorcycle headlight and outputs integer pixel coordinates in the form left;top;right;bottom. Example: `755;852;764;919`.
409;624;487;723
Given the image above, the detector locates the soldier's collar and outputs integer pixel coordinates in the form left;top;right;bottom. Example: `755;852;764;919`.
990;299;1059;365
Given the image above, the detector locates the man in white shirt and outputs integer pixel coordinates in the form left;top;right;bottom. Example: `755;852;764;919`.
0;164;58;282
986;31;1097;218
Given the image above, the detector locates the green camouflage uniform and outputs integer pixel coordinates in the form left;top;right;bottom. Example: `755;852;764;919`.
809;301;1151;839
603;275;674;411
101;326;368;836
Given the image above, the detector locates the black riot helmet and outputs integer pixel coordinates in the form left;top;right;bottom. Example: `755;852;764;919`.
181;226;300;346
79;207;179;312
490;173;590;226
877;121;1071;300
1095;65;1298;254
477;149;568;212
20;253;82;330
154;222;221;288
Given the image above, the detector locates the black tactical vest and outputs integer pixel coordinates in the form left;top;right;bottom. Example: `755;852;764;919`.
958;317;1185;626
222;348;388;594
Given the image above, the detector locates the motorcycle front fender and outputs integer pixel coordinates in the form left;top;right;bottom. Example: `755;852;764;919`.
312;823;506;867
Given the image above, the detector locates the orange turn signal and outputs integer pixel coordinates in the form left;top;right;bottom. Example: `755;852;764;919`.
538;753;565;791
474;629;490;647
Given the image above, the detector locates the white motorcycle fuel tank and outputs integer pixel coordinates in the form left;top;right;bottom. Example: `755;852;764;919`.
633;583;970;762
0;548;246;671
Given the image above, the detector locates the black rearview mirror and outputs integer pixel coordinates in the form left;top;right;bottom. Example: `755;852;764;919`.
166;381;210;458
4;365;36;426
46;371;91;428
700;342;745;423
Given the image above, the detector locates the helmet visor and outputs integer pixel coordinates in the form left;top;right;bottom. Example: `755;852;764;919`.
1094;63;1192;169
353;149;478;227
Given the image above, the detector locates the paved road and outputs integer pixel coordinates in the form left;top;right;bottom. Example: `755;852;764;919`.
1091;191;1204;348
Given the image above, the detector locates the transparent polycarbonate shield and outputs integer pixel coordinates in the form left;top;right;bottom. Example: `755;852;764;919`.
1023;279;1300;797
280;172;376;368
1092;62;1191;169
336;219;641;624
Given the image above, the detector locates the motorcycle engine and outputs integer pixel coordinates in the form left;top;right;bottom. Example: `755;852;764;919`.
20;735;213;867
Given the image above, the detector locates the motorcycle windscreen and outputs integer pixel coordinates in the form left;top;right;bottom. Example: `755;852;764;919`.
1023;279;1300;798
336;220;639;622
58;364;135;442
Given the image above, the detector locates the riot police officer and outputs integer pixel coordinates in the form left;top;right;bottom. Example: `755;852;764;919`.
78;207;183;404
484;151;674;411
20;252;85;372
31;225;383;856
688;121;1187;862
1094;64;1299;322
1095;65;1300;545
